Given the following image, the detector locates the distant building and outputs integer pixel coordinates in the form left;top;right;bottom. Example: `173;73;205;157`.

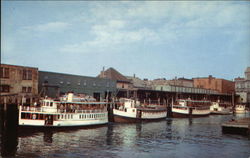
193;75;235;94
235;67;250;105
169;77;194;87
150;77;194;88
39;71;116;101
98;67;131;97
154;84;218;94
0;64;38;104
126;74;152;90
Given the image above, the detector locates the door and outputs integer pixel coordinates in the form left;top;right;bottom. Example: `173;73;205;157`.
45;115;53;126
93;93;101;101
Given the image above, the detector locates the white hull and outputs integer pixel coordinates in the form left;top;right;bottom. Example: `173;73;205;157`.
172;107;210;116
19;112;108;127
113;109;167;120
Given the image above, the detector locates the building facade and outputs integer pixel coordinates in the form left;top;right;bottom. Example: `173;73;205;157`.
235;67;250;105
98;67;131;97
193;75;235;94
39;71;116;100
0;64;38;96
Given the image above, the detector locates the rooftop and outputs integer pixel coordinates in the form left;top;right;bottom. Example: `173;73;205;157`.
98;67;130;83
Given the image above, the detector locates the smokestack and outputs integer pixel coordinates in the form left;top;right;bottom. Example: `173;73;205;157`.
102;66;105;78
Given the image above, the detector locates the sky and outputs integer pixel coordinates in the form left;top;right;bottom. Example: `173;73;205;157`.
2;1;250;80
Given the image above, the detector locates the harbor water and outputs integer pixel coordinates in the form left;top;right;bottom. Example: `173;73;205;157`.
1;114;250;158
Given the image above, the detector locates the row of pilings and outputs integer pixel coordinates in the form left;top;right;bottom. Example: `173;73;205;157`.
0;94;33;157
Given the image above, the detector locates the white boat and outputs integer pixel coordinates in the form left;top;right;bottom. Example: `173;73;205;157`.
210;101;232;115
235;104;246;114
19;93;109;127
113;98;167;123
172;99;211;117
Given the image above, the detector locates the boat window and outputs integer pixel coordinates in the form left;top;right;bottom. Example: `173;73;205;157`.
65;115;67;119
61;115;63;119
21;113;25;119
46;102;50;106
80;115;81;119
71;115;73;119
68;115;70;119
50;102;53;107
58;115;60;119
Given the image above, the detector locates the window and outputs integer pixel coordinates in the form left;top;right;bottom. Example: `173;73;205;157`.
22;86;32;93
28;87;32;93
22;87;27;93
22;70;32;80
0;67;9;78
0;85;10;92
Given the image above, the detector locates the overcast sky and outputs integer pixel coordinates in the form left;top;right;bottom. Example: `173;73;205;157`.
2;1;250;80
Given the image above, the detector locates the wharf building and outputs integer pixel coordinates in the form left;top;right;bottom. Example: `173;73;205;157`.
193;75;235;94
235;67;250;107
0;64;38;104
99;68;234;104
39;71;116;101
98;67;132;98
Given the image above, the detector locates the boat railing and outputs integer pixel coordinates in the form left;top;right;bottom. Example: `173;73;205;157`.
20;106;106;113
21;106;43;112
57;109;106;113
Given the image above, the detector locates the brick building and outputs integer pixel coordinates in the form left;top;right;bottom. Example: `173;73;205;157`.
0;64;38;96
193;75;235;94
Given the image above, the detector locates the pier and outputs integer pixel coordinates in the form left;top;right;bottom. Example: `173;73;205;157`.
222;117;250;136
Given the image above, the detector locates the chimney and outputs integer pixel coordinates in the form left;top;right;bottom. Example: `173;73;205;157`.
102;66;105;78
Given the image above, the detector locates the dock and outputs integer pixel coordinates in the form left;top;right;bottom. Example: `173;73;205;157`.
222;117;250;136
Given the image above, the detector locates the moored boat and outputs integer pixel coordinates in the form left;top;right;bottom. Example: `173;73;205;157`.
113;98;167;123
19;93;109;127
171;99;211;118
235;104;246;114
210;101;232;115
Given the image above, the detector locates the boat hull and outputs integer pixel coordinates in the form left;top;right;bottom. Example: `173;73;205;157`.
171;107;210;118
18;122;108;129
210;111;232;115
113;114;166;123
172;111;210;118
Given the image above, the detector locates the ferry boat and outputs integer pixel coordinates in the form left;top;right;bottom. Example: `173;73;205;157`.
171;99;211;117
210;101;232;115
19;93;109;127
113;98;167;123
235;104;246;114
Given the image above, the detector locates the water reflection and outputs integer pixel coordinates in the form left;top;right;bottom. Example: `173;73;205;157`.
1;114;250;158
44;130;53;143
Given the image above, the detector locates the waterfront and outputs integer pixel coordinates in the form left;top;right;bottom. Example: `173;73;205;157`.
1;114;250;158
